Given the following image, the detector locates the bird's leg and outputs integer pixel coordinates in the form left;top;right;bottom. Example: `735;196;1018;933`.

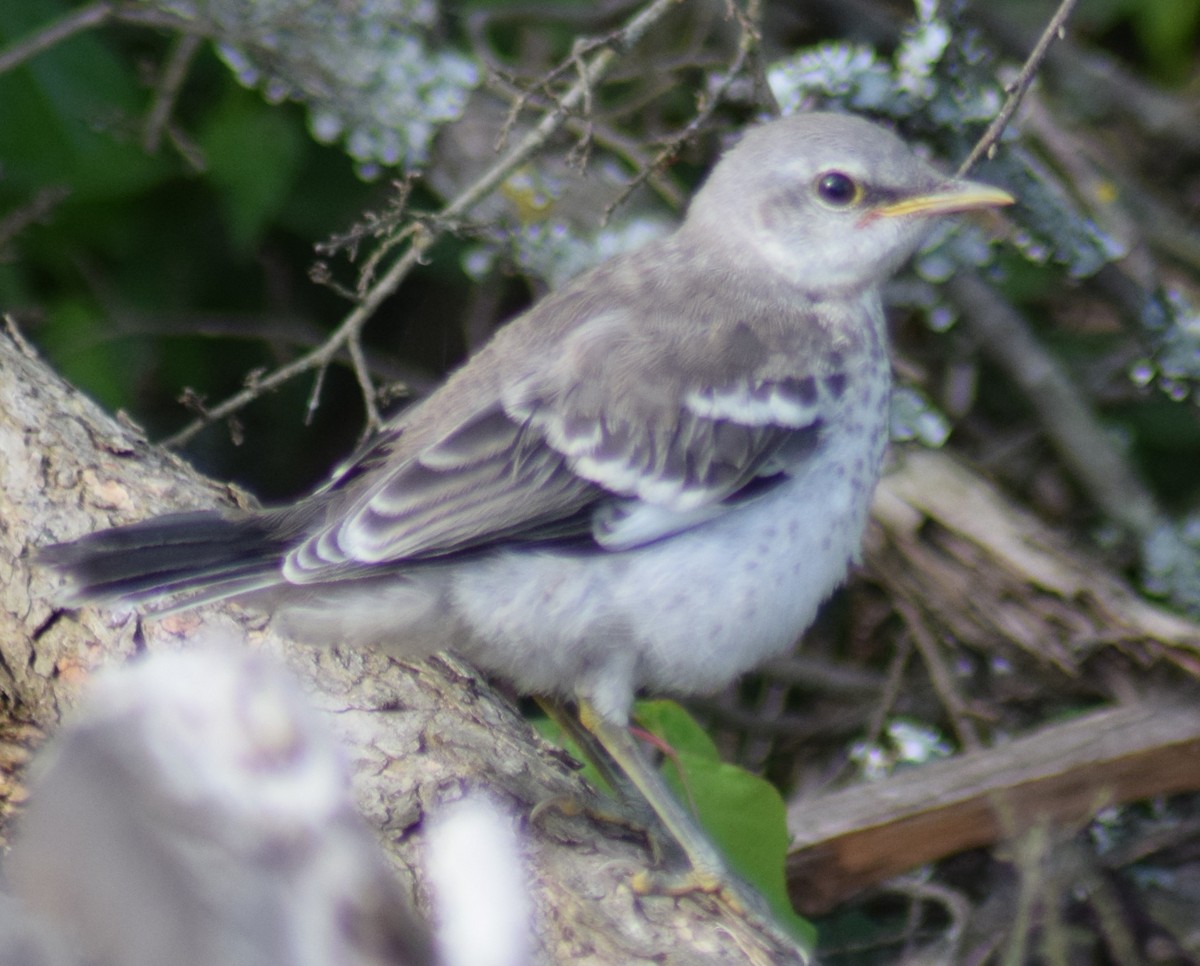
574;695;780;920
545;697;810;959
531;697;664;847
536;697;645;804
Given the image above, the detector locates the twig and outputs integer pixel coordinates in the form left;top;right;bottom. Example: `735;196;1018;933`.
973;4;1200;155
1000;824;1049;966
346;332;382;431
304;364;328;426
864;637;912;750
494;34;610;154
883;877;972;961
162;0;683;447
584;122;686;208
897;598;982;752
0;1;114;75
956;0;1081;176
691;697;868;741
564;39;598;169
163;122;208;174
602;0;764;222
758;654;886;695
0;0;215;78
0;186;70;250
819;637;911;790
739;679;789;772
142;31;202;154
3;313;40;359
948;271;1164;543
163;232;419;448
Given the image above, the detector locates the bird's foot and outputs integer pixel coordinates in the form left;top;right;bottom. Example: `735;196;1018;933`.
632;859;811;963
631;856;759;915
530;792;649;838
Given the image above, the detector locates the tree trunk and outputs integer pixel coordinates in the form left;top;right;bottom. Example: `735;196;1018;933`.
0;326;803;964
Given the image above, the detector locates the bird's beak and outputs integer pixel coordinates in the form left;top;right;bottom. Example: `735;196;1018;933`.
869;179;1015;220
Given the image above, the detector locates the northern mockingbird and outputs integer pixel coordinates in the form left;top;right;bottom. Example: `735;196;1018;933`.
42;111;1012;929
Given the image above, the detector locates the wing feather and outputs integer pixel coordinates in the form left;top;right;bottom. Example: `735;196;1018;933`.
284;243;858;581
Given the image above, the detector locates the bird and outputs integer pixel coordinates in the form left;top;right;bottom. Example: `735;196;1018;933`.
41;111;1013;926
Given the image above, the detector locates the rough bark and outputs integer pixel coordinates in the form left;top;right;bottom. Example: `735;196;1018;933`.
0;327;800;964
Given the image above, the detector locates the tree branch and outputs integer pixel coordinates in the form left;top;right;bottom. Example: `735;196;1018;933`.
161;0;684;447
0;328;807;963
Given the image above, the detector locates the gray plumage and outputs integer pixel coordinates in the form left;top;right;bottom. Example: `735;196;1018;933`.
42;112;1012;725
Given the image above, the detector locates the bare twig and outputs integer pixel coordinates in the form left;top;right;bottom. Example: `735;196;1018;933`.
819;637;912;790
885;877;972;962
163;122;208;173
973;4;1200;155
3;312;40;359
897;599;982;752
314;177;420;289
347;332;382;431
956;0;1081;176
1000;824;1050;966
494;34;611;153
142;31;202;154
564;39;598;169
0;0;227;79
948;271;1164;543
585;123;687;208
0;1;114;75
304;364;328;427
739;679;789;772
0;186;70;250
758;655;886;696
162;0;683;447
864;637;912;750
603;0;764;222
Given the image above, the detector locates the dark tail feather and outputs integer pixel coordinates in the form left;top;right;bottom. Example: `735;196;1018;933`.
39;511;289;609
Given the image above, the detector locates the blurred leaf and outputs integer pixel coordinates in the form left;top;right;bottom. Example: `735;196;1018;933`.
534;700;813;943
1131;0;1200;82
0;1;169;202
37;297;143;412
890;386;951;447
1076;0;1200;82
197;88;305;253
635;700;814;946
634;699;721;761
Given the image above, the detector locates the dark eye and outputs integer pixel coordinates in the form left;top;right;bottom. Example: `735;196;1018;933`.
815;171;861;207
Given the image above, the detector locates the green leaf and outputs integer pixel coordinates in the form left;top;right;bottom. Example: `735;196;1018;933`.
1132;0;1200;82
634;701;814;945
0;1;169;202
196;87;305;253
633;699;721;760
38;296;143;412
536;700;812;943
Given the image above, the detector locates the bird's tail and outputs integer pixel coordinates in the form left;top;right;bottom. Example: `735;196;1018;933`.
39;511;290;611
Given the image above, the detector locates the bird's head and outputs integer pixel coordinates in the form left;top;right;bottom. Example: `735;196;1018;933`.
683;112;1014;297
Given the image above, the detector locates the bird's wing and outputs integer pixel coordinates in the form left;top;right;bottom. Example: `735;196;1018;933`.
285;401;600;579
284;287;847;582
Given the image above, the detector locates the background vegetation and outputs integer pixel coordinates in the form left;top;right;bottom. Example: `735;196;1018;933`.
4;0;1200;961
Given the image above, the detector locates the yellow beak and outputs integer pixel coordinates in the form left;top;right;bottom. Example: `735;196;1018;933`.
872;180;1015;219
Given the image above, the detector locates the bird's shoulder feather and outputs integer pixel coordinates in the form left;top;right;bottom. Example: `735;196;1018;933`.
284;242;861;579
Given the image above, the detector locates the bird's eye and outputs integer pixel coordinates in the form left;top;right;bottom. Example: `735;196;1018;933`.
815;171;862;208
